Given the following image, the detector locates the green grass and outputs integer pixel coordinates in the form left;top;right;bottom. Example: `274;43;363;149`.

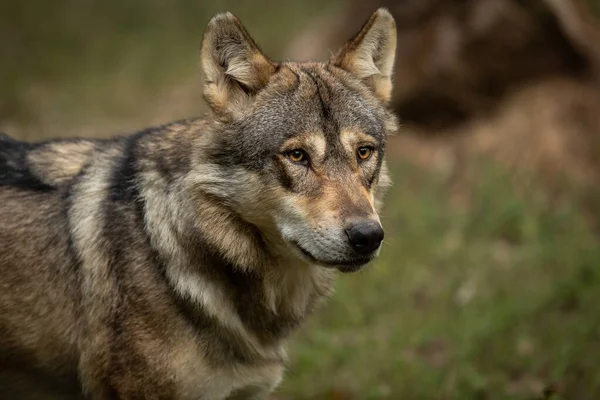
278;160;600;399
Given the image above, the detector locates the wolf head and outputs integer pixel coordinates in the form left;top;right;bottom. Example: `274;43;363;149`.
197;9;398;272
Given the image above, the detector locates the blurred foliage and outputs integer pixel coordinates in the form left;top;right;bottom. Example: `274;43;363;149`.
0;0;340;125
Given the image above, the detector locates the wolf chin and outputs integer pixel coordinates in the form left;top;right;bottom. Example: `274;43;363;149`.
0;8;398;400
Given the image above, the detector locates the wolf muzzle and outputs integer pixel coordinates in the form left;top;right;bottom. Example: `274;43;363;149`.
345;220;384;255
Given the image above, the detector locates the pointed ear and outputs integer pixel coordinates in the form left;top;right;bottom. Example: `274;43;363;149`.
331;8;397;104
200;12;277;118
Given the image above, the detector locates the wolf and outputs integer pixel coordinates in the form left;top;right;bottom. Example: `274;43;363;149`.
0;8;398;400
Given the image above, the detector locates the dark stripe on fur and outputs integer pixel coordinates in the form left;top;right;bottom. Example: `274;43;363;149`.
110;133;144;203
222;266;301;343
149;233;278;367
108;137;277;367
301;68;344;154
177;221;299;346
301;69;332;123
101;138;171;396
0;134;56;192
285;65;302;94
273;157;295;192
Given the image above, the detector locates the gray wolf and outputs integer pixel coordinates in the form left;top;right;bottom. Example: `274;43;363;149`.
0;8;397;399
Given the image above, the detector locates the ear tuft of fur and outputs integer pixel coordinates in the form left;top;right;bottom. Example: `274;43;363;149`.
201;12;276;117
332;8;397;103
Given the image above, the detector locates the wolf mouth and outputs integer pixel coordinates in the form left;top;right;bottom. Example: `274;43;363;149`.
290;241;372;272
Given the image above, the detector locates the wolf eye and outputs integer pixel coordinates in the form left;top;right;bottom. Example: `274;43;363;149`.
357;146;373;161
286;149;308;164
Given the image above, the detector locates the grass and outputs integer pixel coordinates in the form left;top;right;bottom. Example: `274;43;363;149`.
278;160;600;399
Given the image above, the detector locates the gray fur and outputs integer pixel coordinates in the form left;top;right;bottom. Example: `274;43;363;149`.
0;9;397;399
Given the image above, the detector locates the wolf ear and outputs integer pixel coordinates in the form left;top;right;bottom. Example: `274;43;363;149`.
201;12;277;118
331;8;397;104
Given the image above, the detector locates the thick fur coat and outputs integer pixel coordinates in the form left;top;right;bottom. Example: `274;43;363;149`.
0;9;398;400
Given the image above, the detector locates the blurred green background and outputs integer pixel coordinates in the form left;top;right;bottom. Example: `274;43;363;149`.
2;1;600;399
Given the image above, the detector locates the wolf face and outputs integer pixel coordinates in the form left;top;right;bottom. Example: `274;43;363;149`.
197;10;398;272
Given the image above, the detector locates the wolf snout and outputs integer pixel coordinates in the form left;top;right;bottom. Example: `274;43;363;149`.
344;220;384;255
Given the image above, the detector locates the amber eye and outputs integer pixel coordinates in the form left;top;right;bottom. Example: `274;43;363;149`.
357;146;373;161
286;149;307;164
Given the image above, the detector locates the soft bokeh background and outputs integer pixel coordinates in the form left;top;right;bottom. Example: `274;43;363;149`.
3;0;600;398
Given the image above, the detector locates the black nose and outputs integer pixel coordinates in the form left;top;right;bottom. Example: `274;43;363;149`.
345;221;384;254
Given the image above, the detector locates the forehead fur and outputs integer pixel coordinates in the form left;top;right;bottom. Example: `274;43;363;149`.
209;62;396;169
257;63;388;139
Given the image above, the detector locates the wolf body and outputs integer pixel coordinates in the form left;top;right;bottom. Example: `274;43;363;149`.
0;9;398;400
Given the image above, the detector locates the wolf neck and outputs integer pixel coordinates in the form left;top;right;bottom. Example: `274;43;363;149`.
134;124;335;352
